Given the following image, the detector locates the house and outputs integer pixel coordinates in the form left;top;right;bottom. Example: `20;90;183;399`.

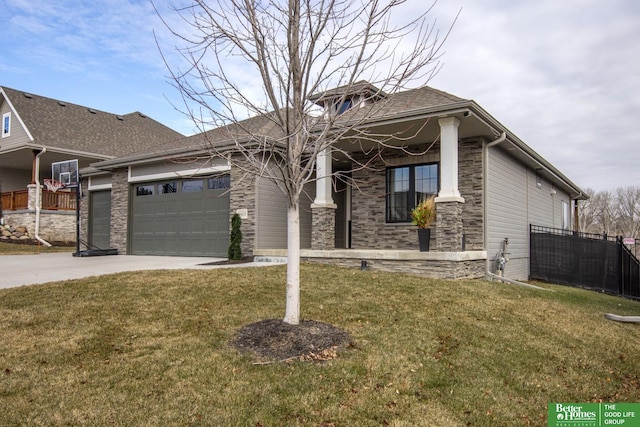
78;82;587;281
0;86;183;244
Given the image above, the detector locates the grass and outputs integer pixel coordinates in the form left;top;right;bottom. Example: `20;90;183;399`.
1;263;639;426
0;241;74;254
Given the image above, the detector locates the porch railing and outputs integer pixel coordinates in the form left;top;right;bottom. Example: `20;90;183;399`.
1;190;29;211
1;190;76;211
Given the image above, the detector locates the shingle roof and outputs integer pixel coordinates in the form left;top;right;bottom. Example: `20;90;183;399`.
374;85;466;115
91;84;469;166
186;85;466;147
2;86;184;157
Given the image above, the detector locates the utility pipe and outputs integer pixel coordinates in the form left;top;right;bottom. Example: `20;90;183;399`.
34;148;52;247
485;271;554;291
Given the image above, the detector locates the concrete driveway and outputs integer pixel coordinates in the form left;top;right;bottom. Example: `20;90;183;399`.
0;252;280;289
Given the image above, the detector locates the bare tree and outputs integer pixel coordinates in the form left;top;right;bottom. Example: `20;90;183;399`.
156;0;455;325
614;186;640;238
579;186;640;239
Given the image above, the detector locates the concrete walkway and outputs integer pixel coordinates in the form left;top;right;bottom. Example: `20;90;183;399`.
0;252;281;289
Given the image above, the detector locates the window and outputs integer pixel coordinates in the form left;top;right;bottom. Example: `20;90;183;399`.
337;99;353;114
136;185;154;196
207;175;231;189
2;113;10;138
386;163;439;222
158;182;177;194
182;179;204;192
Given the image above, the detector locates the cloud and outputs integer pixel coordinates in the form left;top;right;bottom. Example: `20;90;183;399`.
425;0;640;190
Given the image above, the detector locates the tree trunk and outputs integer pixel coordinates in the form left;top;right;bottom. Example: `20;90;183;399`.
283;203;301;325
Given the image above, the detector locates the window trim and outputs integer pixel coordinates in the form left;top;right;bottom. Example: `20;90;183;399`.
2;112;10;138
385;162;439;223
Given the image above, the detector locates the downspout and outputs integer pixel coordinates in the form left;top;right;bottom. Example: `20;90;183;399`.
34;148;52;247
483;132;506;276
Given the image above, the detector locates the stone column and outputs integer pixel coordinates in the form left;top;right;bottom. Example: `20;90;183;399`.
311;148;337;249
109;169;129;254
435;202;464;251
27;184;40;210
230;163;256;256
79;178;89;246
435;117;464;251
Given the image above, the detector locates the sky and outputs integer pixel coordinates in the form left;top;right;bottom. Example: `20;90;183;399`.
1;0;639;192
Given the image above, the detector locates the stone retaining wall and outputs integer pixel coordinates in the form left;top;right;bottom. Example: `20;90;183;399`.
1;210;75;243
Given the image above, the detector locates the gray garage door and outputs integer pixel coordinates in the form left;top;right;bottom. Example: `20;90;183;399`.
130;177;230;256
89;190;112;250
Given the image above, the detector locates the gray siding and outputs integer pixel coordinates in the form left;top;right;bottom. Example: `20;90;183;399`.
255;177;314;249
89;174;112;188
255;177;287;249
1;167;31;192
130;158;227;179
300;181;315;249
487;146;529;279
487;146;571;280
0;103;31;146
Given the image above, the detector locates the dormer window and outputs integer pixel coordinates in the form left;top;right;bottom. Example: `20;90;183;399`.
309;81;387;117
2;112;10;138
336;98;353;115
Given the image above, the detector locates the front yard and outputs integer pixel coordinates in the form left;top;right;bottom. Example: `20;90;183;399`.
1;263;638;426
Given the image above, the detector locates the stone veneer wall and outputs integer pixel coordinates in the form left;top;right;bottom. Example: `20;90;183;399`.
304;257;485;279
349;140;485;251
1;210;75;243
79;177;89;246
458;139;485;250
230;163;256;257
311;206;336;249
435;202;463;251
351;146;439;250
109;169;129;254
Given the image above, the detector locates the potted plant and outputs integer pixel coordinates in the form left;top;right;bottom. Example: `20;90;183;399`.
411;195;435;251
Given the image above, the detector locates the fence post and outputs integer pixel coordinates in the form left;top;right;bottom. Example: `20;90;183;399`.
618;236;624;297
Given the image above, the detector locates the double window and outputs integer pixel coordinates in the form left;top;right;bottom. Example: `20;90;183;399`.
386;163;439;223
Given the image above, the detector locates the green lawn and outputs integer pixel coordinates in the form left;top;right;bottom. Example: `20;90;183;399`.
1;264;638;426
0;241;74;254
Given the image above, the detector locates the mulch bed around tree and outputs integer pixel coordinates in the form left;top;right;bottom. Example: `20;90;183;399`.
230;319;351;364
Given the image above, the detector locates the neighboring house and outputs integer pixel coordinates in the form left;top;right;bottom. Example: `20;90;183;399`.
79;81;588;281
0;86;183;244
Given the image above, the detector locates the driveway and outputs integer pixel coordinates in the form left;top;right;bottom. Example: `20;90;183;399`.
0;253;282;289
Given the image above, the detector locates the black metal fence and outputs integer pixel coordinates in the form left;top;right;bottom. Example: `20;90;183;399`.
530;225;640;299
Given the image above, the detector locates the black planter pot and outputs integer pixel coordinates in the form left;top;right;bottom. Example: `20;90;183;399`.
418;228;431;252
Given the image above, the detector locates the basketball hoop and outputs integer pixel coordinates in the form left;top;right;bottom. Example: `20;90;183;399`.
44;179;64;193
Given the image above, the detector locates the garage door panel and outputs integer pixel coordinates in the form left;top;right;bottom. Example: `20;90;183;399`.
89;190;111;249
131;180;230;257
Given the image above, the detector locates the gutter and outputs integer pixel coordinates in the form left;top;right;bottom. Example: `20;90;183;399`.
34;148;52;247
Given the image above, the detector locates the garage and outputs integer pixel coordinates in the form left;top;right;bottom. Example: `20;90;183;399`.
130;176;230;256
89;190;111;250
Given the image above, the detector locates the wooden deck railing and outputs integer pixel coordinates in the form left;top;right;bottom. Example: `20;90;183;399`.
42;190;76;210
1;189;76;211
1;190;29;210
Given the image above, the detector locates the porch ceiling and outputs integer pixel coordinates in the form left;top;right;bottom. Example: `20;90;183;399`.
0;146;103;177
331;110;495;161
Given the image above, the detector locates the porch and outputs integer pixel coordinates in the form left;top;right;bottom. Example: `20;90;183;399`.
0;185;77;243
254;248;488;280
